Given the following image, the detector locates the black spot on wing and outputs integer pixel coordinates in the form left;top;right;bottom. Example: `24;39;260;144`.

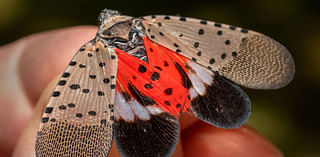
110;84;116;89
52;91;60;97
103;78;110;84
179;17;186;21
41;117;49;123
241;29;248;33
209;58;216;64
214;23;222;27
69;84;80;90
76;113;83;118
232;51;238;57
200;20;207;25
114;113;179;157
197;51;202;56
69;61;76;66
144;83;153;89
99;62;106;67
150;72;160;81
89;75;96;79
82;89;90;93
79;47;85;51
45;107;53;114
225;40;231;45
58;80;66;86
221;53;226;59
164;88;173;95
59;105;66;110
229;25;236;30
198;29;204;35
88;111;97;116
138;65;147;73
190;73;251;128
68;103;75;108
194;42;199;48
79;64;86;68
164;101;171;106
62;72;70;78
98;91;105;96
164;61;169;67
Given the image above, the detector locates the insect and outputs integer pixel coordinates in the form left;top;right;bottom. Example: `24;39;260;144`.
35;9;295;157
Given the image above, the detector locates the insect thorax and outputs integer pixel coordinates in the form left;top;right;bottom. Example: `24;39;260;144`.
103;20;148;63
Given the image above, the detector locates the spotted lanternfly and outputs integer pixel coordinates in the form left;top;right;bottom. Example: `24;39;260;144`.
35;9;295;157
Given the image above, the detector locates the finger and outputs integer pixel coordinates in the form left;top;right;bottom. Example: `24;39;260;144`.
182;121;283;157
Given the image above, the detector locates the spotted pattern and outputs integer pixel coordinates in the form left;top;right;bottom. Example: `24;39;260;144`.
141;15;294;89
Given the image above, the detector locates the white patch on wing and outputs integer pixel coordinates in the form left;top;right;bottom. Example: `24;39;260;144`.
189;73;206;95
130;100;150;120
189;61;213;85
146;106;164;115
189;87;198;100
115;92;134;121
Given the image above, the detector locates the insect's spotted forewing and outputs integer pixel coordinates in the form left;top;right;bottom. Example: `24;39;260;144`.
36;40;117;156
141;15;295;89
36;9;295;157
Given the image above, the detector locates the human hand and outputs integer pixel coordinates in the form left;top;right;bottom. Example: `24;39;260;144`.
0;26;283;157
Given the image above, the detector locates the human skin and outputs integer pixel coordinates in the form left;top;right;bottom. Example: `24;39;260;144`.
0;26;283;157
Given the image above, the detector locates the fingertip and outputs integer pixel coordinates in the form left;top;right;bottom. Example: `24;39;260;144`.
182;122;283;157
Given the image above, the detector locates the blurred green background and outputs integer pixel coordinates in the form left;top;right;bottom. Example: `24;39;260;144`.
1;0;319;156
